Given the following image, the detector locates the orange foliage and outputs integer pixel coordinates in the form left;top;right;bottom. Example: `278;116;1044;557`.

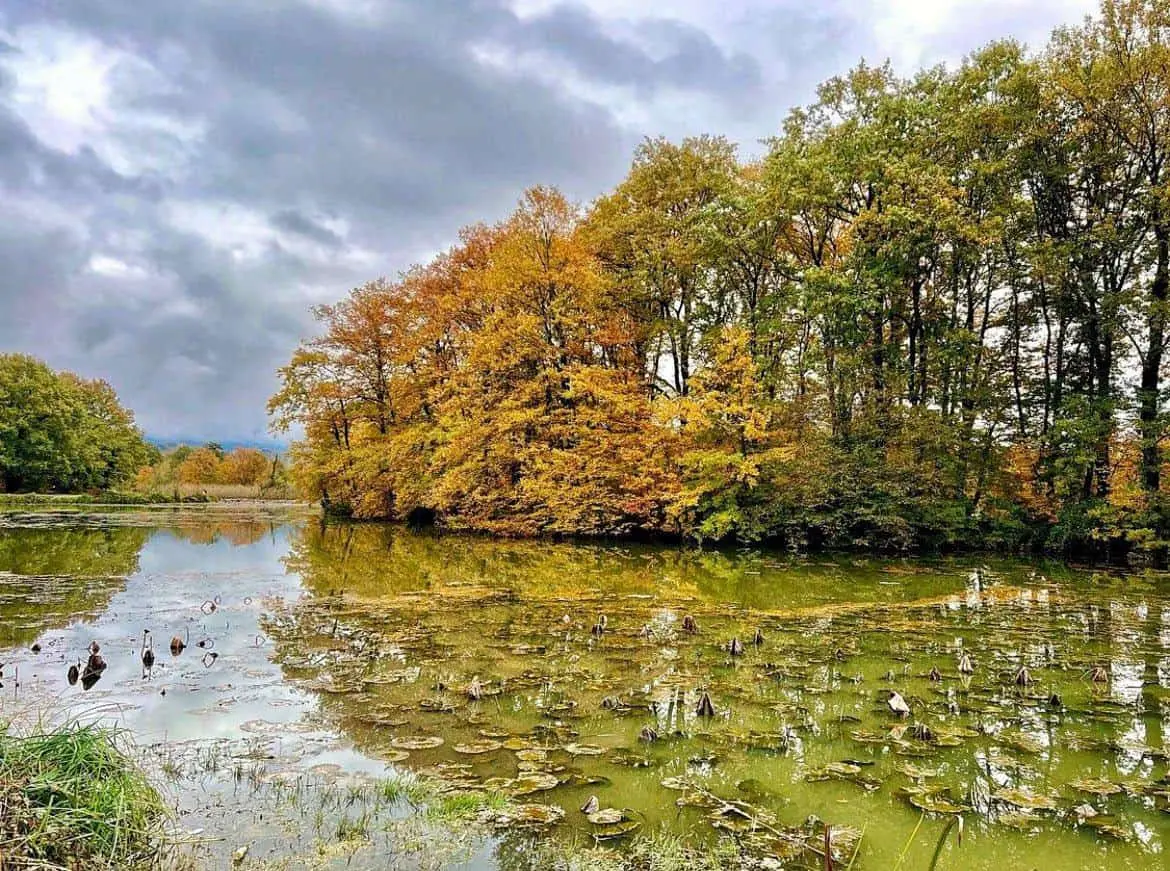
176;448;221;485
218;448;271;486
272;188;674;534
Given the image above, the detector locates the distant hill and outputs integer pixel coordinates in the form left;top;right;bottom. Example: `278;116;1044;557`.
146;436;289;454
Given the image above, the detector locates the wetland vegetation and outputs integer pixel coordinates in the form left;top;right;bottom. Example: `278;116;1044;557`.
0;722;171;870
0;508;1166;869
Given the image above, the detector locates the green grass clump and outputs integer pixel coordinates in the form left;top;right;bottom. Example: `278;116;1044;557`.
0;723;169;869
376;776;429;806
513;831;747;871
426;790;509;821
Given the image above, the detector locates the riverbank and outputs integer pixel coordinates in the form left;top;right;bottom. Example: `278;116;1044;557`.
0;718;795;871
0;490;304;508
0;723;172;870
0;494;314;518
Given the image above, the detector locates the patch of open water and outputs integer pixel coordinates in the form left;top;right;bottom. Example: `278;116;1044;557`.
0;508;1166;869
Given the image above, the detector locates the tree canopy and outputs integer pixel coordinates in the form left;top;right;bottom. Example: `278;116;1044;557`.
272;0;1170;556
135;443;283;491
0;354;155;493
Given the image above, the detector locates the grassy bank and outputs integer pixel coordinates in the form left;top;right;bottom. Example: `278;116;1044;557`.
0;484;298;507
0;491;211;507
0;723;170;870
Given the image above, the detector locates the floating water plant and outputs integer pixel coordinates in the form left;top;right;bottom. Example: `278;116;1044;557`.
887;691;910;717
140;629;155;671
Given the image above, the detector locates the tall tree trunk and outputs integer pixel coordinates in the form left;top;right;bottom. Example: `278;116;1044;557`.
1139;220;1169;494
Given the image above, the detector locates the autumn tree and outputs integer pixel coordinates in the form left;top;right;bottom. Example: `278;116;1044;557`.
272;0;1170;558
1046;0;1170;519
176;447;222;485
218;447;271;486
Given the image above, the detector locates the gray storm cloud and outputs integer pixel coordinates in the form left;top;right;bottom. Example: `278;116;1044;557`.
0;0;1094;440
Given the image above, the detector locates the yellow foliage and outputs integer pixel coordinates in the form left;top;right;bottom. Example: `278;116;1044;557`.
176;448;220;485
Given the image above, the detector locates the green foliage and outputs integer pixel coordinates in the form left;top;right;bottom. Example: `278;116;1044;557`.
0;722;169;869
272;1;1170;558
0;354;153;493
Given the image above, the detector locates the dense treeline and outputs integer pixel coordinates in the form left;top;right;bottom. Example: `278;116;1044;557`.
272;0;1170;556
0;354;154;493
135;443;285;492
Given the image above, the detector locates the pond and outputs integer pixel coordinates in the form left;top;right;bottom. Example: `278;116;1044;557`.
0;507;1166;869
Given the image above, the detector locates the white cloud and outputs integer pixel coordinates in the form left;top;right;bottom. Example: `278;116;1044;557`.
2;23;204;177
0;0;1109;438
4;26;116;153
87;254;148;279
868;0;1099;69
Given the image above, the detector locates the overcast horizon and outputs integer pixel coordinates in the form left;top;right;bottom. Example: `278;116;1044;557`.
1;0;1097;441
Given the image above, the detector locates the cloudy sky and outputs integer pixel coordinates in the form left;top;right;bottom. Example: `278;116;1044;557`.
1;0;1097;442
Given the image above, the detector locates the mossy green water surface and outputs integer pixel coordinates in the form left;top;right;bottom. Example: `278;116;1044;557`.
0;511;1165;869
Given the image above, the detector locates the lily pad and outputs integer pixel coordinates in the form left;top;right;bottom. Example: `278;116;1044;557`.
592;818;642;841
498;803;565;828
994;788;1058;811
1069;777;1122;796
907;790;970;814
1078;815;1130;840
390;736;445;750
806;762;880;791
564;742;606;757
453;739;503;755
587;808;626;825
509;773;561;795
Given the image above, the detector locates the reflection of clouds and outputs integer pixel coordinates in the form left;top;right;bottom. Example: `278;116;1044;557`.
2;521;315;756
1132;821;1159;849
1114;719;1147;775
966;567;984;593
1108;600;1142;646
1110;660;1145;707
649;681;694;735
974;748;1017;790
1015;713;1052;752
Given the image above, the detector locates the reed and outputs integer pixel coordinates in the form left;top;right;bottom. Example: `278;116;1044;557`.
0;722;169;869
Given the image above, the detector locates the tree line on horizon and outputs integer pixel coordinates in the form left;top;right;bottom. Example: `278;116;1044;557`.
272;0;1170;555
0;354;286;497
134;442;287;494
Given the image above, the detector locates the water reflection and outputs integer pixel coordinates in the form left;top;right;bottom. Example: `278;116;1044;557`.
286;521;1097;612
272;521;1170;869
0;526;149;648
0;513;1166;870
0;513;292;648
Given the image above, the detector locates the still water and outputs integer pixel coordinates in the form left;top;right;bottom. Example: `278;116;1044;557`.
0;507;1166;869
